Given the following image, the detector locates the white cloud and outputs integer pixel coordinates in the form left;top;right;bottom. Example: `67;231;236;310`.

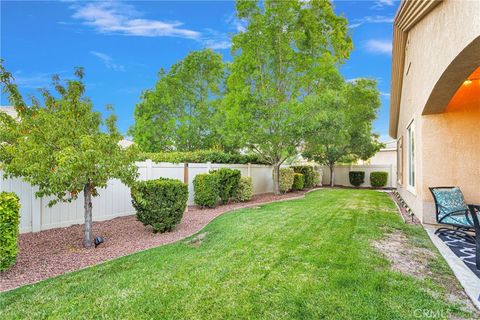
377;0;395;6
371;0;396;9
203;39;231;50
12;70;66;88
349;15;394;28
69;1;233;51
225;13;246;33
346;77;364;83
364;39;392;55
71;2;200;39
90;51;125;72
380;91;390;99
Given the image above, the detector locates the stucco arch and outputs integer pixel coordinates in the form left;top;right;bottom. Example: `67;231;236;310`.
422;36;480;115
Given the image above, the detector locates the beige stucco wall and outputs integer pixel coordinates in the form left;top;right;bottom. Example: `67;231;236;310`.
421;107;480;223
394;0;480;224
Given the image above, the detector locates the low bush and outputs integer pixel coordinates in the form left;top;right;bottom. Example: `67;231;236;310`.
233;177;253;202
131;178;188;233
0;192;20;271
292;173;305;191
370;171;388;188
292;166;315;188
211;168;241;204
349;171;365;187
193;173;220;207
279;168;295;193
137;150;268;165
312;170;322;186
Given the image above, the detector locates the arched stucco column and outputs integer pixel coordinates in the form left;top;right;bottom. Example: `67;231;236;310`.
422;36;480;115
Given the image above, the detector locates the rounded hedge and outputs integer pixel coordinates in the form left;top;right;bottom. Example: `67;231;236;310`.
131;178;188;233
292;166;314;188
349;171;365;187
233;176;253;202
193;173;220;207
210;168;241;204
279;168;295;193
370;171;388;188
292;173;305;191
312;170;322;186
0;192;20;271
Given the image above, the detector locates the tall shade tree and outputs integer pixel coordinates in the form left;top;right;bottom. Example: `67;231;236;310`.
303;79;383;186
0;64;138;248
223;0;352;194
130;49;226;152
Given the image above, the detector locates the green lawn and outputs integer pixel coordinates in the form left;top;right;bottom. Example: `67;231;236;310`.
0;189;474;319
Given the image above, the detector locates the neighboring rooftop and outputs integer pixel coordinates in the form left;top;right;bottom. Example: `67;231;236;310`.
0;106;18;119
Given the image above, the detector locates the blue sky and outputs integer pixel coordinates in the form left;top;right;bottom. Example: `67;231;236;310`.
1;0;398;141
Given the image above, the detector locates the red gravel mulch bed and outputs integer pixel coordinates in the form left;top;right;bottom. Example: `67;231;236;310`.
0;190;311;292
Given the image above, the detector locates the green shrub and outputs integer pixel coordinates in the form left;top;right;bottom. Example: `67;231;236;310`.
233;176;253;202
312;170;321;186
349;171;365;187
279;168;295;193
193;173;220;207
137;150;268;165
370;171;388;188
131;178;188;233
211;168;241;204
292;173;305;191
0;192;20;271
292;166;315;188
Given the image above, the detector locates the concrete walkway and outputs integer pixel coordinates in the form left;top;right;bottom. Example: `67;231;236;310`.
424;225;480;310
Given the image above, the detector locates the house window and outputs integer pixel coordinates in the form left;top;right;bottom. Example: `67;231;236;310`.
397;137;403;185
407;121;415;191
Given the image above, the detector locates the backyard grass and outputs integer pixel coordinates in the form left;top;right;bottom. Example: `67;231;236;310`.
0;189;475;319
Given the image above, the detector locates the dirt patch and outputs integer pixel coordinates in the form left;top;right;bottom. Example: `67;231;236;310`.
186;232;208;247
373;230;435;279
374;231;479;317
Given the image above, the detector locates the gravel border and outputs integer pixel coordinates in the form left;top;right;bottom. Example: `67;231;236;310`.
1;190;315;292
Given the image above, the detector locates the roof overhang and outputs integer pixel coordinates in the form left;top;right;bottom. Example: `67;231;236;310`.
389;0;443;138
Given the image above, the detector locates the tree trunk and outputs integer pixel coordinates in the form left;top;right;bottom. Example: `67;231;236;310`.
272;163;281;195
329;165;335;187
83;184;93;248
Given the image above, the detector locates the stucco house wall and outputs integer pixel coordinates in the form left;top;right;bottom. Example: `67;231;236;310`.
392;0;480;224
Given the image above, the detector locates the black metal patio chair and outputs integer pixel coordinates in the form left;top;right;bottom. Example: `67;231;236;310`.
429;186;480;269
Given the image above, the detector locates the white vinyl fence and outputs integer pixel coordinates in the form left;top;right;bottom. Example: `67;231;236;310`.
0;161;275;234
320;164;397;188
1;161;395;234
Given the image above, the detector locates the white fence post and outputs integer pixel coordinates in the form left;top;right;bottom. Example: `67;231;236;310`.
146;159;153;180
207;161;212;172
247;163;251;177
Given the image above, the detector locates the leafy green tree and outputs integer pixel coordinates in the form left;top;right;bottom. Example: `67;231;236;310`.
303;79;383;186
223;0;352;194
0;64;138;248
130;49;226;152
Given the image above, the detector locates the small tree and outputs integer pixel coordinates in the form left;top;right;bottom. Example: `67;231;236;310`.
129;49;226;152
303;79;383;186
0;63;138;248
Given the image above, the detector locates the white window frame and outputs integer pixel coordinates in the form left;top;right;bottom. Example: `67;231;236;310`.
406;120;416;194
397;137;403;185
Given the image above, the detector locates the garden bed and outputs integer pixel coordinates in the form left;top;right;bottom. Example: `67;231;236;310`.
0;190;307;292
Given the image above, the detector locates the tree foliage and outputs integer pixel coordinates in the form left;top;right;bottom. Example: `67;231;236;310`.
0;62;138;247
130;49;226;152
303;79;383;186
222;0;352;194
